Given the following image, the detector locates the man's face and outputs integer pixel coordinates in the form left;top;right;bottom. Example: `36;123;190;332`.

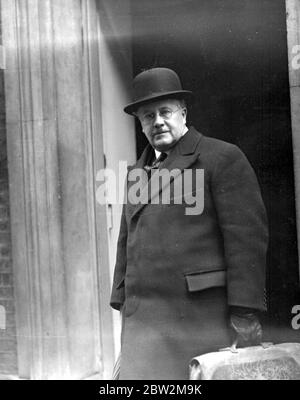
136;99;187;152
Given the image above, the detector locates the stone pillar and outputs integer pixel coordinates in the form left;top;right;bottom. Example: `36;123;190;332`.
0;7;17;372
1;0;112;379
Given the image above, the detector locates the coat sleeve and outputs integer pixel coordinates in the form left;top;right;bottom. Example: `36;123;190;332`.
110;202;128;311
211;144;268;311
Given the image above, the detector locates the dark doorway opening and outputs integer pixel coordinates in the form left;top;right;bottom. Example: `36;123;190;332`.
131;0;300;341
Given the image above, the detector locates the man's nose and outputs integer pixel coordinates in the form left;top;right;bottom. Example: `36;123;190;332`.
153;112;164;127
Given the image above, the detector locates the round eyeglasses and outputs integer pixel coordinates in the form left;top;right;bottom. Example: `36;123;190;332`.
137;107;184;125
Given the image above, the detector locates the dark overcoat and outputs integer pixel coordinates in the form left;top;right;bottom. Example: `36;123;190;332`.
110;127;268;380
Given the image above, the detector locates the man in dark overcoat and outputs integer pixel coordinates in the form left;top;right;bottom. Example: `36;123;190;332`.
110;68;268;380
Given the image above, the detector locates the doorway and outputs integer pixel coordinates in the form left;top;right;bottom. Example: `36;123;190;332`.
130;0;300;339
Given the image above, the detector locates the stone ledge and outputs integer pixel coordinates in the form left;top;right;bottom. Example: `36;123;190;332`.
0;374;21;380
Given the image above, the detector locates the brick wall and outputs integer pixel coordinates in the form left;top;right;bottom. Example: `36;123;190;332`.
0;10;18;375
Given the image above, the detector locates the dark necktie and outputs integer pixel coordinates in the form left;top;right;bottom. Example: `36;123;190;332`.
144;152;167;172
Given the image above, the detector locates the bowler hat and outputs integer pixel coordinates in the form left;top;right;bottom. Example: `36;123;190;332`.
124;68;193;115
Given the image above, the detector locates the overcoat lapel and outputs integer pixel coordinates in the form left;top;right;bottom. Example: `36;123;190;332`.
129;127;203;220
127;144;152;190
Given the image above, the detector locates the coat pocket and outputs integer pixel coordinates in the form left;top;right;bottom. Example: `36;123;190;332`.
184;270;226;292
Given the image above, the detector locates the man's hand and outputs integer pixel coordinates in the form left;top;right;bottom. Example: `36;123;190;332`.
229;307;263;347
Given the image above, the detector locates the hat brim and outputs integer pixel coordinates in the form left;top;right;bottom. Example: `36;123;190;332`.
124;90;193;115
